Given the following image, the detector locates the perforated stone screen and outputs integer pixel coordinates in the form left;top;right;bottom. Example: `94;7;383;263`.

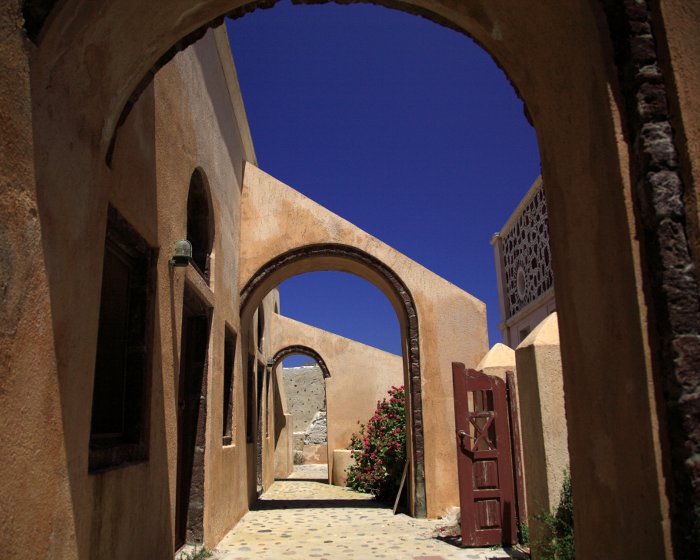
502;184;553;319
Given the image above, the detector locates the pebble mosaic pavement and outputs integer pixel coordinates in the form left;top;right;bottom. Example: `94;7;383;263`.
211;466;527;560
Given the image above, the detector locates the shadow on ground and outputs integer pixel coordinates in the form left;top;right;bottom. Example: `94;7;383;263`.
252;498;386;510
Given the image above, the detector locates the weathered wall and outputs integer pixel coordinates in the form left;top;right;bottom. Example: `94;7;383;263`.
282;364;327;465
0;3;77;557
272;361;294;478
243;174;489;517
269;314;404;479
283;365;326;435
1;24;256;558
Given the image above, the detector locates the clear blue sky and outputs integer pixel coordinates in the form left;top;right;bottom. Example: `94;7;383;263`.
226;2;540;361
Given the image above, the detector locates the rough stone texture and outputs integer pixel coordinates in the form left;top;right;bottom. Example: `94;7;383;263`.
213;480;526;559
602;1;700;553
304;411;327;445
283;365;326;434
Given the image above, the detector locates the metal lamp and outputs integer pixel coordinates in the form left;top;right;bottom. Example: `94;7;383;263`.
169;239;193;267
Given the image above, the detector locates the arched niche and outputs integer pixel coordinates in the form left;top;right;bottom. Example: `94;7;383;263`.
240;243;425;516
187;168;214;281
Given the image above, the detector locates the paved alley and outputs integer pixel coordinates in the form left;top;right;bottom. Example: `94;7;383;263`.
211;474;526;560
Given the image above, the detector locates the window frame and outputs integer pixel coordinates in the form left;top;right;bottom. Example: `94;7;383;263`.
89;206;155;473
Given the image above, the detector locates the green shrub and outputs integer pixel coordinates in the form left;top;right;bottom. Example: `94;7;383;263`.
518;520;530;547
345;385;406;501
177;546;212;560
536;471;575;560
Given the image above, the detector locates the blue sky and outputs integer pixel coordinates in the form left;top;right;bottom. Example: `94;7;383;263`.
226;2;540;361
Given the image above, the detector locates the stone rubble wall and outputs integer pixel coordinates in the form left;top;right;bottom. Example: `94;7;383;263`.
284;365;327;464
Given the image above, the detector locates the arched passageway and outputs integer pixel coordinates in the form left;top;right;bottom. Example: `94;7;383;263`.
240;240;428;516
4;1;700;558
267;348;330;484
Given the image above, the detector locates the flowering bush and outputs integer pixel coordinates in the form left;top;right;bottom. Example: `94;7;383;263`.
346;385;406;501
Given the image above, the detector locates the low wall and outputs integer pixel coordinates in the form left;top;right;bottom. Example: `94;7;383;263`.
515;313;569;545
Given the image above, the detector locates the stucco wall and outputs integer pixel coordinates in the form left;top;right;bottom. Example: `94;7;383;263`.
1;25;257;557
283;365;327;435
515;313;569;546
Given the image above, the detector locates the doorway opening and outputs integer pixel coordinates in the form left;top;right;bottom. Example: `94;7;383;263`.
176;286;212;548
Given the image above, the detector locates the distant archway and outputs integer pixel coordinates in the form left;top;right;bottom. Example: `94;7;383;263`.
187;168;214;281
271;345;331;379
241;243;425;516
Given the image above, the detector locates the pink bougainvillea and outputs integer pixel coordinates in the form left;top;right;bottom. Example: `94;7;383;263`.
346;386;406;501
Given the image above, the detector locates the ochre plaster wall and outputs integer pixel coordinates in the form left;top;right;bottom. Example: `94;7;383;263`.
241;166;489;517
251;290;281;494
269;314;404;480
0;3;78;557
1;25;255;558
515;313;569;545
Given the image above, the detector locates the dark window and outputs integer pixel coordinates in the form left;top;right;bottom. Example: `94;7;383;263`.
256;305;264;352
187;169;214;282
89;206;153;472
246;355;255;444
257;362;265;438
222;328;236;445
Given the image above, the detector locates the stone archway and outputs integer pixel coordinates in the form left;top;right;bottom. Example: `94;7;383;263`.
240;241;427;517
4;1;700;557
270;345;331;379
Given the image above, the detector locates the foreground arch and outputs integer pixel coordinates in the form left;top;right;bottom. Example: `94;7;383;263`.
3;0;700;557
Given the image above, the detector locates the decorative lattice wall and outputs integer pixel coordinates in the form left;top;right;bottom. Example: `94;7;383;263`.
502;184;553;319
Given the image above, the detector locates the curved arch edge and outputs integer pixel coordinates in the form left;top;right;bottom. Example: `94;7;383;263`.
240;242;426;517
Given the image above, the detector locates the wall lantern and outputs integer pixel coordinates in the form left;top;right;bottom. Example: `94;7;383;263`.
169;239;193;267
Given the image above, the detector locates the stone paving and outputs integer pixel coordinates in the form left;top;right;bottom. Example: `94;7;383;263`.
212;474;527;560
281;463;329;480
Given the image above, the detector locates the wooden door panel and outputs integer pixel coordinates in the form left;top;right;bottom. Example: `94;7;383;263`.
452;362;517;547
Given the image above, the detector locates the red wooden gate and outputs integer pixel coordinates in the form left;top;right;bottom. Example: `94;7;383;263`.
452;362;517;547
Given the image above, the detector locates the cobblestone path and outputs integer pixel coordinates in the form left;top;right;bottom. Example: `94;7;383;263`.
212;478;526;560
